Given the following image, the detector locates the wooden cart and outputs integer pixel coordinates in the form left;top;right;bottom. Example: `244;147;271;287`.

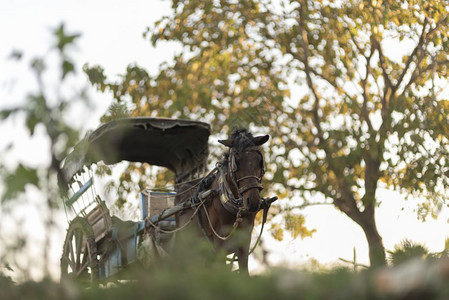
60;118;210;281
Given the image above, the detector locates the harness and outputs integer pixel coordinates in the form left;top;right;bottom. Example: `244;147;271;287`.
218;146;265;215
193;146;268;244
180;144;277;258
197;158;277;257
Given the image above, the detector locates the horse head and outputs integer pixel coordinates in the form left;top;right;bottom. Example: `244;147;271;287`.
218;129;269;213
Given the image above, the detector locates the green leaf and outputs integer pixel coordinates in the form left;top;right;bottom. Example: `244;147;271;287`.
0;109;18;120
25;113;39;136
53;23;81;51
62;60;75;79
9;50;23;60
83;64;107;86
31;58;45;74
2;164;39;201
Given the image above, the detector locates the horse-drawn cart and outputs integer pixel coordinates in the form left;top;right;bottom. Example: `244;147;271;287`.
60;117;276;281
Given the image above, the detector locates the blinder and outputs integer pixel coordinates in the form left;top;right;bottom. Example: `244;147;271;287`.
229;148;264;176
218;145;266;214
228;147;264;196
230;151;238;173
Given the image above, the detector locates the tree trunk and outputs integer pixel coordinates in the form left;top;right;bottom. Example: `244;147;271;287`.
359;212;386;267
335;194;387;267
356;157;386;267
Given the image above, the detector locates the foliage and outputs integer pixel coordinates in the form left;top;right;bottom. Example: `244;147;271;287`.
2;164;39;201
4;258;449;300
3;228;449;299
1;24;84;199
0;24;87;279
284;212;316;239
388;239;430;265
85;0;449;266
388;238;449;266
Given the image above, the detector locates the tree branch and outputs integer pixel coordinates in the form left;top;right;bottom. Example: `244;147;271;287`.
371;36;393;101
400;15;449;93
395;18;429;91
284;43;341;92
279;201;333;213
297;2;323;139
295;0;363;222
427;13;449;38
400;49;427;93
361;50;375;132
349;27;369;60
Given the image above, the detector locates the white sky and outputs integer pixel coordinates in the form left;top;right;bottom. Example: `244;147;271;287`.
1;0;449;280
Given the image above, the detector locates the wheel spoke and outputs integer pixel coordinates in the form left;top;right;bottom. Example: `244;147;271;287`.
61;218;98;282
81;246;88;266
69;236;76;270
75;230;83;271
76;259;90;276
62;254;75;271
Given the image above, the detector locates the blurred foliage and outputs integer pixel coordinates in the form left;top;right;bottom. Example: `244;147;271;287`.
1;23;84;200
84;0;449;266
388;239;430;266
2;164;39;201
4;252;449;300
1;224;449;299
388;238;449;266
0;24;88;279
284;212;316;239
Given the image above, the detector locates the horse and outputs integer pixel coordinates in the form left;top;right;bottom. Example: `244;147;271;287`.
174;129;270;274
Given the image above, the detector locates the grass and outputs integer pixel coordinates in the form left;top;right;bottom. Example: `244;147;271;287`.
3;258;449;299
3;235;449;299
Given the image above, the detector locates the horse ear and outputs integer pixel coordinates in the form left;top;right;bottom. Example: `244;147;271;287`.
218;139;233;148
254;135;269;146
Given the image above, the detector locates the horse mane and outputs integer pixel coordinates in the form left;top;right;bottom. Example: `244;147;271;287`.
228;128;257;152
219;128;258;171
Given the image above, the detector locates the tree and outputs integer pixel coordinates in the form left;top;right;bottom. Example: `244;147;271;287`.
0;24;87;279
86;0;449;266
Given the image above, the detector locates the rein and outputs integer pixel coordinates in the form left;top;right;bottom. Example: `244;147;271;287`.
155;141;276;263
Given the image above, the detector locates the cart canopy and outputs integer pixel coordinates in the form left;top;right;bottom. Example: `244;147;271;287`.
61;118;211;183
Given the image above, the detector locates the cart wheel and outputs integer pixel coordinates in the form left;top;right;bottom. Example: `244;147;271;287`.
61;217;99;282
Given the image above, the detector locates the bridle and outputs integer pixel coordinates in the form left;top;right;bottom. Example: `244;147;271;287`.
229;147;264;195
218;146;265;214
192;138;277;256
189;133;276;268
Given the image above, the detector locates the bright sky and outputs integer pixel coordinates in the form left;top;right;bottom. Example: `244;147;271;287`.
1;0;449;280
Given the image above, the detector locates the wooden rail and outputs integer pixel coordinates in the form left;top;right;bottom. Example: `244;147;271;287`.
65;177;93;207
